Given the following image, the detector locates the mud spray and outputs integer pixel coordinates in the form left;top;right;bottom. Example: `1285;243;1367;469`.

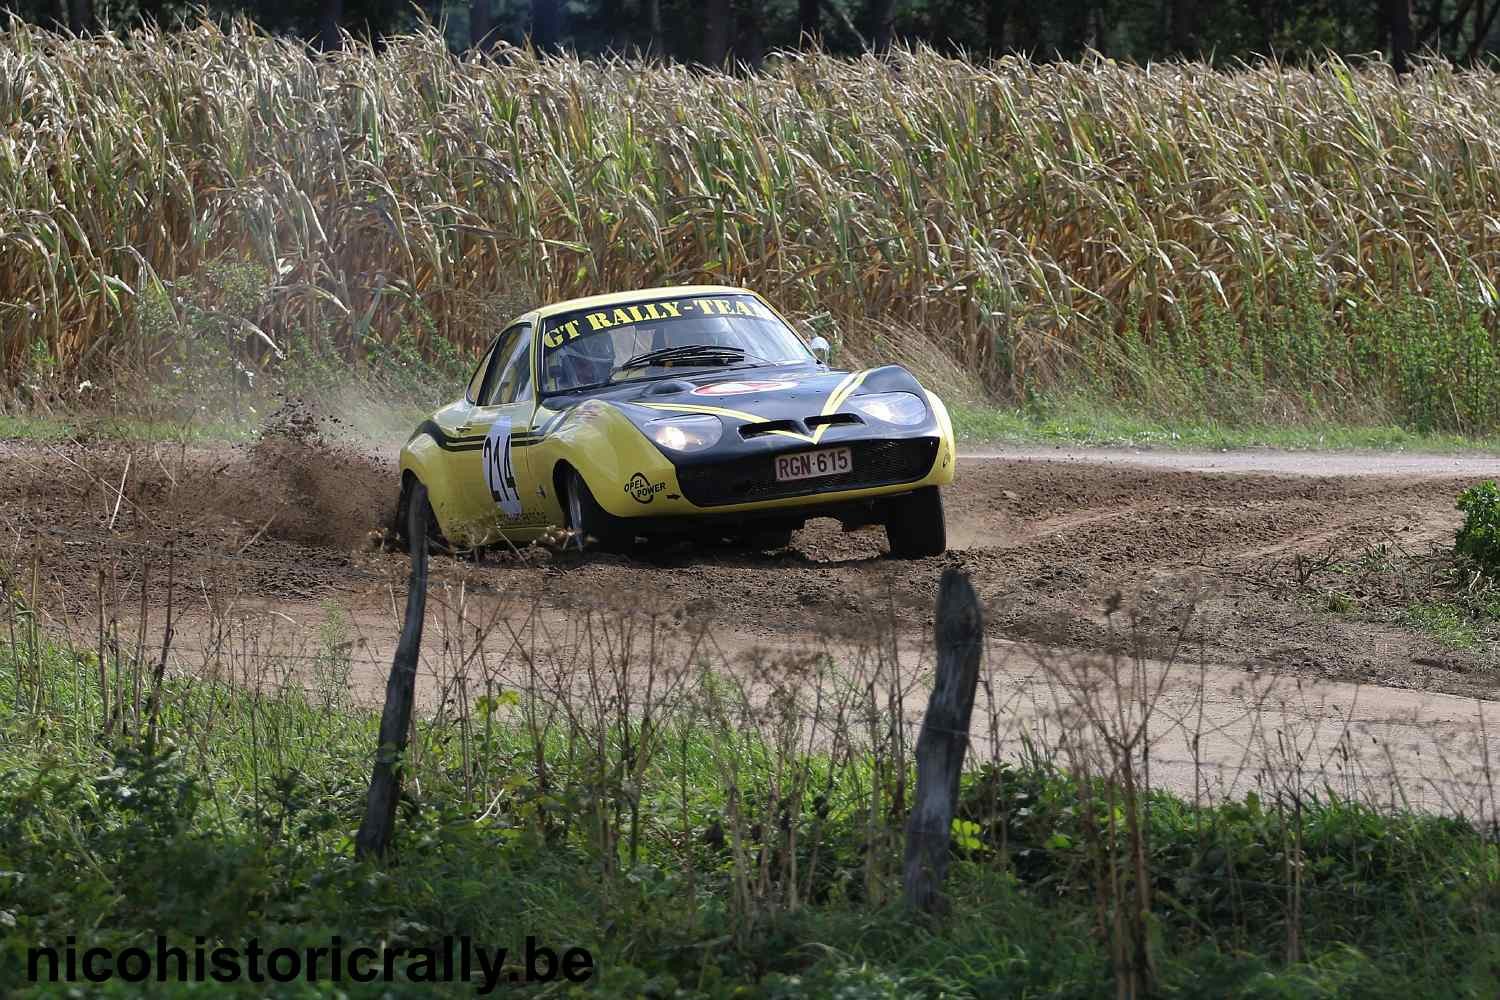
241;393;405;551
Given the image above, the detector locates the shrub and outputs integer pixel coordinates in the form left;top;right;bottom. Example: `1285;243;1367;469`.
1456;480;1500;577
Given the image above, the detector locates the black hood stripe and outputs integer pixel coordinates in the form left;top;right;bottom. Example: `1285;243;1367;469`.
410;420;481;452
410;420;544;452
632;369;874;444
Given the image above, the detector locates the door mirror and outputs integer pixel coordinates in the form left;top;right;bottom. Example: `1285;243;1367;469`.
808;335;831;364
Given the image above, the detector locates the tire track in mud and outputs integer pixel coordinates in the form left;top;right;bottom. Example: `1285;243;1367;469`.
1;431;1495;698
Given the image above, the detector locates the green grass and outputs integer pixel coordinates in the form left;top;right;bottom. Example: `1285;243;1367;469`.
0;414;75;441
1402;600;1488;651
1399;568;1500;653
952;398;1500;453
4;624;1500;998
1254;532;1500;662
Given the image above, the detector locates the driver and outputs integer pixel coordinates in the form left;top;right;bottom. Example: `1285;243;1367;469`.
549;315;749;390
552;333;615;390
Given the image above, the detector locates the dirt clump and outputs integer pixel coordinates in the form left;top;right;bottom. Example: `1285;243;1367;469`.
236;397;397;550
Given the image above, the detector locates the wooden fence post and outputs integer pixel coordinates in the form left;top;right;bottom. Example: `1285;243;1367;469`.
355;482;431;859
902;568;983;913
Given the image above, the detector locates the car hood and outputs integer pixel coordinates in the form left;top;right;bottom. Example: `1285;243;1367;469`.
544;363;929;425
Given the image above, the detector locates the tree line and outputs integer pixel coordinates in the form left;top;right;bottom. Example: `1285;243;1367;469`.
6;0;1499;71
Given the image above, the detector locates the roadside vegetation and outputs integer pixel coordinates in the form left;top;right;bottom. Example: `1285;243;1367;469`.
1410;482;1500;650
2;20;1500;440
4;580;1500;998
1404;483;1499;653
1250;480;1500;660
949;399;1500;452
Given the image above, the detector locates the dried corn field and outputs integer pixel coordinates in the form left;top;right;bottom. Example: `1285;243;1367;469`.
2;20;1499;426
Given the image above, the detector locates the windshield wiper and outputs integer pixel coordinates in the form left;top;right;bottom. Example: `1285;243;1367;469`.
543;379;613;397
613;344;750;374
543;346;778;396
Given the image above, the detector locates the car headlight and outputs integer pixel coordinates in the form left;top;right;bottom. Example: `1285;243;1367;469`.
645;414;723;452
847;391;927;426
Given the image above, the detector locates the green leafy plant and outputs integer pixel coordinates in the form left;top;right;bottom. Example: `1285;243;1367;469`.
1456;480;1500;577
951;817;983;853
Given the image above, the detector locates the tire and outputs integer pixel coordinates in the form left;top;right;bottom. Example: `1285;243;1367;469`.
395;477;448;554
884;486;946;558
564;467;630;552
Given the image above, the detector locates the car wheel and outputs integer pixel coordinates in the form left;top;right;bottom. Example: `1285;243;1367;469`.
564;467;629;552
884;486;946;558
396;478;449;554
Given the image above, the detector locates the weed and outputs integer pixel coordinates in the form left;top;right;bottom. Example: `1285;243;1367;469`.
1457;481;1500;578
311;602;354;714
1402;600;1485;651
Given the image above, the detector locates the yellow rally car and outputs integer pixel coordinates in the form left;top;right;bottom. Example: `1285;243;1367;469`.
396;285;956;557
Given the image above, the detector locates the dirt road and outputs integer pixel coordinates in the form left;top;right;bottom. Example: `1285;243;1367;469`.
3;428;1497;805
965;445;1500;478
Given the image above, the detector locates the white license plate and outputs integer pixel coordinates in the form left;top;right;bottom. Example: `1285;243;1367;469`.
774;447;853;482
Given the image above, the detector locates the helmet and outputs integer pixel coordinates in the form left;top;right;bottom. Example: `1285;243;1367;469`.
554;334;614;389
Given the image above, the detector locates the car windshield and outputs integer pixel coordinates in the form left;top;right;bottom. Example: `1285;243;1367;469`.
539;293;813;394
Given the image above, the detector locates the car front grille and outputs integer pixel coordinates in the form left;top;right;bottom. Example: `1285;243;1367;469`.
676;438;939;507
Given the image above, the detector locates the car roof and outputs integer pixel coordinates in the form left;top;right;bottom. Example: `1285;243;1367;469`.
528;284;754;322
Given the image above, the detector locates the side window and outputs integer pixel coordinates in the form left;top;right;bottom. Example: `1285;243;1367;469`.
465;342;498;404
483;324;533;406
475;323;525;406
